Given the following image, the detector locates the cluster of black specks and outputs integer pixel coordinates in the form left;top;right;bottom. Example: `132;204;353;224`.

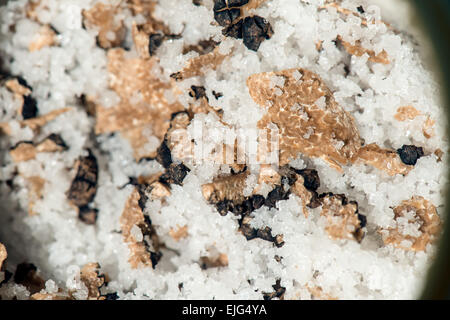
66;150;99;224
262;279;286;300
397;145;424;166
213;0;273;51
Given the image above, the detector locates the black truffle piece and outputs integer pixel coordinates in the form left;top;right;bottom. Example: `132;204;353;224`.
357;213;367;229
156;140;173;169
66;150;98;208
45;133;69;150
242;16;273;51
150;251;163;269
264;185;290;209
263;279;286;300
189;85;208;100
228;0;249;7
214;8;241;27
251;194;265;210
78;206;98;225
212;91;223;99
213;0;227;11
16;76;32;90
160;163;190;186
357;5;365;14
222;19;243;38
149;33;164;56
295;169;320;191
22;95;38;119
397;145;424;166
103;292;119;300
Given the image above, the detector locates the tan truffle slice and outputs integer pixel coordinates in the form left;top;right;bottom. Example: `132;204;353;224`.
200;253;229;269
319;194;364;242
0;243;6;271
9;142;36;162
120;188;162;269
202;171;250;205
353;143;413;176
171;48;229;81
26;176;45;216
80;263;105;299
29;25;56;52
169;225;189;242
82;3;125;49
248;68;362;170
394;106;421;121
95;48;184;161
290;175;314;218
337;36;389;64
381;196;441;251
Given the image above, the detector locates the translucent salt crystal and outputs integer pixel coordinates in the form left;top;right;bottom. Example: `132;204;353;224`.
131;224;143;242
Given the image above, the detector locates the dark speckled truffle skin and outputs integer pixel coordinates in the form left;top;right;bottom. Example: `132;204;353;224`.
397;145;424;165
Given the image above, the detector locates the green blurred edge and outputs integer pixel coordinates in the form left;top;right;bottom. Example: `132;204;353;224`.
410;0;450;300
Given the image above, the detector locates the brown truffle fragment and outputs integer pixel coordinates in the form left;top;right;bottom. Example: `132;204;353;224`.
353;143;413;176
66;151;98;208
423;117;435;139
202;171;250;204
94;49;184;161
9;142;36;162
29;25;56;52
170;48;229;81
30;292;72;300
394;106;421;121
380;196;441;251
0;243;6;271
82;3;125;49
248;68;362;171
80;263;106;300
306;285;338;300
13;263;46;295
120;188;161;269
291;175;315;217
319;193;364;242
26;176;45;216
169;225;189;241
0;108;72;135
200;253;229;269
35;133;68;153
